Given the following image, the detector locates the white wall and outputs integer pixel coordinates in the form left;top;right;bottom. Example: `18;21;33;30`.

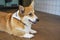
35;0;60;16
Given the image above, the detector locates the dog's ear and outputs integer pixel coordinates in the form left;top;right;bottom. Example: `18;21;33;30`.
31;0;34;9
19;5;24;14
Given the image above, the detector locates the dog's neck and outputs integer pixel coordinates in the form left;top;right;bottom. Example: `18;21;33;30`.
12;10;21;20
12;10;32;27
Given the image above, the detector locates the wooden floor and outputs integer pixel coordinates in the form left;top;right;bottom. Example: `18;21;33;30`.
0;9;60;40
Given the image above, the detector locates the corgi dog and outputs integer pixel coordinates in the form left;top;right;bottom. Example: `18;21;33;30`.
0;0;39;38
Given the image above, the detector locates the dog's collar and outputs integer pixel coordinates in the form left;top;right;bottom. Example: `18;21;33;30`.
13;17;26;25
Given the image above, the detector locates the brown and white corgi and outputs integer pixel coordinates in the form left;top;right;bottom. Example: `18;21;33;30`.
0;0;39;38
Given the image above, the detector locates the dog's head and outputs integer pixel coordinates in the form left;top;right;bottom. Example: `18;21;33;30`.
19;1;39;24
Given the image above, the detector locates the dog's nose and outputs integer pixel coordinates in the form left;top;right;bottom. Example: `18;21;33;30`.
36;19;39;22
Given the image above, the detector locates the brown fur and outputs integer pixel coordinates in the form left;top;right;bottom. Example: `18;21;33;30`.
24;5;33;14
0;12;7;31
0;12;13;33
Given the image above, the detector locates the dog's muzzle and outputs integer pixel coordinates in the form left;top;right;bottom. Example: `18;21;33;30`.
29;19;39;24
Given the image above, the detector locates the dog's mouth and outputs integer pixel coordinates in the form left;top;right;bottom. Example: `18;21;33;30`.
29;19;36;24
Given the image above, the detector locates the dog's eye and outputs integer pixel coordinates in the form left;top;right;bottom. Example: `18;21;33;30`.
29;13;32;16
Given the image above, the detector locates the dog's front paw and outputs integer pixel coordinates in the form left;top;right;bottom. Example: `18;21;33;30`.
30;29;37;34
21;33;34;38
